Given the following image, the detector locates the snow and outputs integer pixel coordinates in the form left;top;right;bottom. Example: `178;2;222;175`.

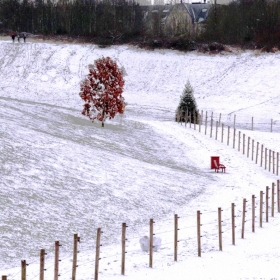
0;37;280;279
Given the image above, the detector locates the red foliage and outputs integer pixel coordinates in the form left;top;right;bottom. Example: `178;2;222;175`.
79;56;126;126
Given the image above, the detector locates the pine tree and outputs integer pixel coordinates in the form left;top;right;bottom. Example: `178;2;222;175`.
175;80;199;124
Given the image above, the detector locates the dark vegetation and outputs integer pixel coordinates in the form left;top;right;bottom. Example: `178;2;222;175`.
0;0;279;52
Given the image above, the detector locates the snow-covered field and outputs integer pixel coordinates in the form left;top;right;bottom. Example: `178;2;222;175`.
0;37;280;279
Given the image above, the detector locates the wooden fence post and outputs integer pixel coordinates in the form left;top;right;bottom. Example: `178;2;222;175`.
218;208;222;251
54;241;60;280
251;116;254;131
256;142;259;164
252;139;254;161
149;219;154;268
21;260;27;280
121;223;127;275
269;149;271;172
221;124;224;143
215;121;218;140
252;195;255;233
278;180;280;213
231;203;235;245
261;145;264;167
40;249;46;280
210;118;213;138
233;128;236;149
241;198;246;239
2;276;7;280
243;134;245;155
266;186;269;223
227;126;230;146
219;113;221;126
197;211;201;257
199;110;203;132
174;214;178;261
264;147;267;168
72;233;80;280
94;228;102;280
277;152;279;176
238;131;241;151
205;111;208;135
247;137;250;158
234;114;236;129
273;151;275;174
260;191;263;228
272;183;275;218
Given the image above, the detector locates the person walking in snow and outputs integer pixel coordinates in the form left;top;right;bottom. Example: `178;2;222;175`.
11;32;15;43
17;33;20;42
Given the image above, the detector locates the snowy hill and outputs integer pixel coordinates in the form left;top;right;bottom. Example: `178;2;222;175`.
0;37;280;279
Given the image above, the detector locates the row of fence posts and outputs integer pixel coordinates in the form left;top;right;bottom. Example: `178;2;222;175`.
3;180;280;280
180;110;279;175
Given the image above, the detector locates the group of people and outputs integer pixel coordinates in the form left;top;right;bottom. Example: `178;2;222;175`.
11;32;27;43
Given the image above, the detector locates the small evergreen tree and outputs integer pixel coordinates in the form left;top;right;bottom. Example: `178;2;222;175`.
175;80;199;124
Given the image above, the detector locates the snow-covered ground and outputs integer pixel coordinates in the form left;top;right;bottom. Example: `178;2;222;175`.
0;37;280;279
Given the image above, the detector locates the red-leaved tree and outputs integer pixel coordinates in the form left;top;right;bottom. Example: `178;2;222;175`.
79;56;126;127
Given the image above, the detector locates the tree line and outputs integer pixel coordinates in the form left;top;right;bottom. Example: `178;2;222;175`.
0;0;279;49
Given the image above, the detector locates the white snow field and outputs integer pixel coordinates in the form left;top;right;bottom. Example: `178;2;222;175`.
0;37;280;279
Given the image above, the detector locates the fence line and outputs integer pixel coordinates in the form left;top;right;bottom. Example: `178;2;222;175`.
2;181;280;280
178;110;280;176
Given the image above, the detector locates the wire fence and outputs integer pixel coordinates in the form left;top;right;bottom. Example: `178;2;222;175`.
2;181;280;280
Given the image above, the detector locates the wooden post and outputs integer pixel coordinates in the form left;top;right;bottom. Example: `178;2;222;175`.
269;149;271;172
260;145;264;167
272;183;275;218
215;121;218;140
40;249;46;280
149;219;154;268
227;126;230;146
278;180;280;213
231;203;235;245
121;223;127;275
243;134;245;155
218;208;222;251
199;110;203;132
247;137;250;158
233;128;236;149
238;131;241;151
277;152;279;176
241;198;246;239
174;214;178;261
194;110;196;130
72;234;80;280
54;241;60;280
219;113;221;126
197;211;201;257
271;118;273;132
260;191;263;228
251;139;254;161
205;111;208;135
266;186;269;223
94;228;101;280
273;151;275;174
256;142;259;164
265;148;267;170
2;276;7;280
21;260;27;280
221;123;224;143
252;195;255;233
234;114;236;129
251;116;253;131
210;118;213;138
